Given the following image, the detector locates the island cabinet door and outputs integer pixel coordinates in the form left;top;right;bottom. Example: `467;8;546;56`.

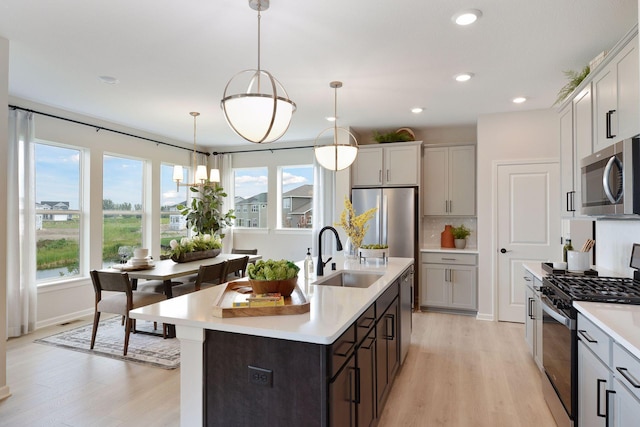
329;356;357;427
356;327;377;427
203;330;327;427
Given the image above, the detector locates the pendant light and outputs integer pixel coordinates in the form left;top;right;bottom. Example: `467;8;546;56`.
172;112;220;190
314;81;358;171
221;0;296;144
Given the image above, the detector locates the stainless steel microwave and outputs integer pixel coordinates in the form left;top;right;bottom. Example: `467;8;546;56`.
580;136;640;216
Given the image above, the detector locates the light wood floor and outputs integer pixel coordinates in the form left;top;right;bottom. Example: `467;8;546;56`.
1;312;555;426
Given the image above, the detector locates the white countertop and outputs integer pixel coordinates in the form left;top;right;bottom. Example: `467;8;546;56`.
421;246;479;254
574;301;640;360
130;256;413;345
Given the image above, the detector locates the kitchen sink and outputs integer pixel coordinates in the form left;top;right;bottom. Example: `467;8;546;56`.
313;271;384;288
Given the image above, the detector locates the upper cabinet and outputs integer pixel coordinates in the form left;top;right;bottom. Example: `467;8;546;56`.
592;32;639;151
423;145;475;216
351;141;422;187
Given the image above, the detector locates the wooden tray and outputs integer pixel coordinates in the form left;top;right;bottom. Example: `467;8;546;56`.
211;281;310;318
111;263;155;271
541;262;598;276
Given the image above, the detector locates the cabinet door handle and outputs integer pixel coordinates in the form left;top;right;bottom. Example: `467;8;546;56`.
354;367;361;404
442;257;457;261
605;389;615;427
616;367;640;388
385;314;395;340
596;378;607;418
348;367;357;404
361;335;375;350
449;200;452;213
566;191;576;212
358;317;375;329
578;329;598;344
606;110;617;139
528;297;535;320
386;169;390;182
524;276;532;282
334;340;355;357
379;170;382;183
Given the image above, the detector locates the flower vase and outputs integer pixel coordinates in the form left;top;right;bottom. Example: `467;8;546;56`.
441;225;455;248
344;237;358;259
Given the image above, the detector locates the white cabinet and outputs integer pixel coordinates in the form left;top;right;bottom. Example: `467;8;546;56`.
577;313;640;426
351;141;421;187
423;145;475;216
560;104;577;217
420;252;477;312
592;33;639;152
523;271;543;370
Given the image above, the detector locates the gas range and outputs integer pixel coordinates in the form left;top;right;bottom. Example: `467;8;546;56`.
542;274;640;311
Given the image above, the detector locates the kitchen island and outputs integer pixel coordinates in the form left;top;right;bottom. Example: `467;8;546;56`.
130;256;413;426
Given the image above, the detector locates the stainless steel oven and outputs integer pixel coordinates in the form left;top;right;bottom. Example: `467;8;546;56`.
540;294;576;427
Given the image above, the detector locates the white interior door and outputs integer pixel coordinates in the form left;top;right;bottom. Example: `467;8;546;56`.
497;161;560;322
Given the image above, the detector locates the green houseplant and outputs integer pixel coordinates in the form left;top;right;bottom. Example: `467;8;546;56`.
177;183;235;237
452;225;471;249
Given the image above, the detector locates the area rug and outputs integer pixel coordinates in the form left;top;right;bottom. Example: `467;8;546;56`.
35;317;180;369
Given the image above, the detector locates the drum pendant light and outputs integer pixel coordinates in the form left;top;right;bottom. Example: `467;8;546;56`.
221;0;296;144
314;81;358;171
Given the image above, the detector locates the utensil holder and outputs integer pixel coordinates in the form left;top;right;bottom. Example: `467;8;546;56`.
567;251;590;272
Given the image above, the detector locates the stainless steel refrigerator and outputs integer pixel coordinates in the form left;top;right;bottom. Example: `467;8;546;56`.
351;187;418;259
352;186;418;364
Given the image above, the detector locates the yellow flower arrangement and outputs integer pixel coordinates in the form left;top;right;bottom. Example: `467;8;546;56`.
335;197;377;249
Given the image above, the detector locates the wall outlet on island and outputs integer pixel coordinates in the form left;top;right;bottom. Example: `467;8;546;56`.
248;365;273;387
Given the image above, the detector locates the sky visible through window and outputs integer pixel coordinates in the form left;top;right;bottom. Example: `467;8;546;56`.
234;166;313;199
103;155;142;207
35;144;80;207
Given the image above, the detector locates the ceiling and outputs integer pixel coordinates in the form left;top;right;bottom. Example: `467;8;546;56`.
1;0;638;149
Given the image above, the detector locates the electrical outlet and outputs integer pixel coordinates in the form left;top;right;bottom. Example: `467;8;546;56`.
248;366;273;387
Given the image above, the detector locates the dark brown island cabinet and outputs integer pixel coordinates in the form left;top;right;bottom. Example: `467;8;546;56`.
203;266;412;427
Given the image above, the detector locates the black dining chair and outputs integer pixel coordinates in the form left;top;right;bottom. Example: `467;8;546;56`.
89;270;167;356
171;261;229;296
231;248;258;255
225;256;250;281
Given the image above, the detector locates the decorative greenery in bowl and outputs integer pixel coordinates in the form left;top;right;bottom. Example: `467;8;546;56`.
451;225;471;240
372;130;413;143
169;234;222;258
247;259;300;296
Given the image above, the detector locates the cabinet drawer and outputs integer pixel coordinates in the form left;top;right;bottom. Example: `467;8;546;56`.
577;314;611;365
329;323;356;380
356;304;376;343
377;282;399;318
422;252;477;265
613;342;640;401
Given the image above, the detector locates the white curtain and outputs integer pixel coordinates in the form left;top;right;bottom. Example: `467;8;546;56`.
217;153;233;249
312;157;336;257
7;109;37;337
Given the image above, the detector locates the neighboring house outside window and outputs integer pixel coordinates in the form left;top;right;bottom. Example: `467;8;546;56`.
160;163;189;258
280;165;313;229
233;167;268;228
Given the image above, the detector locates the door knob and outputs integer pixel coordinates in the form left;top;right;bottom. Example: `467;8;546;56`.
500;248;508;254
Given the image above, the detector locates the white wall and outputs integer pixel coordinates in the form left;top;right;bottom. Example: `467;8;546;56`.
595;220;640;275
477;109;559;320
1;36;11;401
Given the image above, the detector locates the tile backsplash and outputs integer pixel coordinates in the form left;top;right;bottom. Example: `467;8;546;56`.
422;217;477;248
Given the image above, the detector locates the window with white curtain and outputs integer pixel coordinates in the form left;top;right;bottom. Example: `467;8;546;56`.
34;142;83;282
102;154;144;265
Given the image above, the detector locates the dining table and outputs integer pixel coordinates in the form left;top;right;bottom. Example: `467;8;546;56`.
106;252;261;337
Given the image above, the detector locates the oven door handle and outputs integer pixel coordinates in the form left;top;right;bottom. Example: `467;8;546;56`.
541;296;576;330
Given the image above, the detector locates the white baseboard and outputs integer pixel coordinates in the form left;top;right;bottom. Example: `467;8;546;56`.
36;308;94;330
0;385;11;401
475;312;495;321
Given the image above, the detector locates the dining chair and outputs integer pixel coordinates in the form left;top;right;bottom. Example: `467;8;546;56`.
89;270;167;356
171;261;229;296
225;255;250;281
231;248;258;255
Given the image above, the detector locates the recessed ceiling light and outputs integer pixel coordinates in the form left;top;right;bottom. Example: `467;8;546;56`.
452;9;482;26
513;97;527;104
411;107;424;114
98;75;120;85
454;73;474;82
326;116;337;122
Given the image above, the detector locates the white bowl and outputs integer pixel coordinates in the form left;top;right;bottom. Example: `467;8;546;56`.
552;261;567;270
134;248;149;259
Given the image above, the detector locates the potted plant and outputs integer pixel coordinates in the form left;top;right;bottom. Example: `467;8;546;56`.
452;225;471;249
177;183;235;237
168;234;222;263
247;259;300;296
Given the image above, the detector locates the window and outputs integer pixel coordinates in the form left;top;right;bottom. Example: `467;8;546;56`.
35;143;82;281
280;165;313;229
103;155;143;266
233;167;268;228
160;163;189;258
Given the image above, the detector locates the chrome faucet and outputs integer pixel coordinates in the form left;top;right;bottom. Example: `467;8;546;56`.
317;226;343;276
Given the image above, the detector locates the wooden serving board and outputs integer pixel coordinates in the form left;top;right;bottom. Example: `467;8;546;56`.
211;281;310;318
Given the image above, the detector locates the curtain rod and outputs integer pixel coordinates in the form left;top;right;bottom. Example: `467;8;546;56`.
8;104;209;156
212;145;313;155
